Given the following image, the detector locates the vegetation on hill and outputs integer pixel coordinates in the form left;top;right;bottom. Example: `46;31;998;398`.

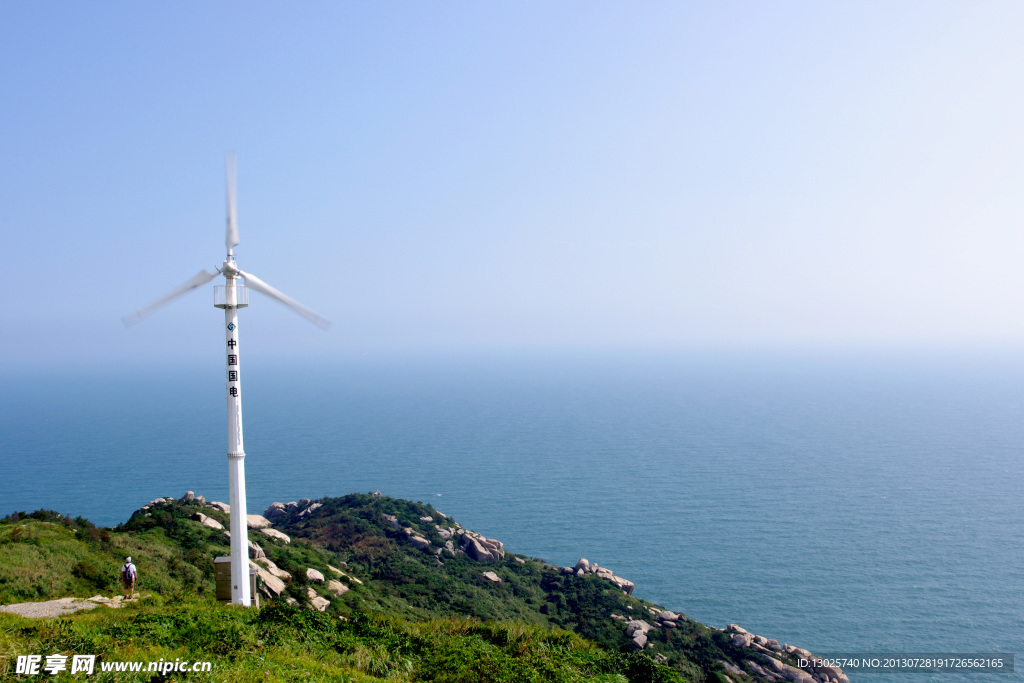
0;495;795;682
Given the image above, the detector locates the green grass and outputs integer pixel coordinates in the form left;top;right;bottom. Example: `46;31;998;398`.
0;495;787;682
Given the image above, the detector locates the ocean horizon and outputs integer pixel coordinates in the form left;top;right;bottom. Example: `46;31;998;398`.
2;350;1021;682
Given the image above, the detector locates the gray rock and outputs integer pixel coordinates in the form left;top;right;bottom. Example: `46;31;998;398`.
514;557;525;564
180;491;195;503
732;633;754;648
659;610;679;622
253;565;286;597
263;502;288;521
195;495;206;505
327;580;349;597
255;558;291;580
298;502;322;518
298;498;311;507
207;501;230;513
306;568;325;583
193;512;224;530
574;558;590;572
285;501;299;513
460;535;500;562
575;568;585;577
630;633;647;650
247;539;265;559
419;516;433;522
720;660;745;676
625;620;654;636
727;624;749;634
609;575;635;595
306;588;329;612
481;571;502;583
383;514;401;530
260;528;291;544
246;514;272;529
766;639;782;651
409;535;432;552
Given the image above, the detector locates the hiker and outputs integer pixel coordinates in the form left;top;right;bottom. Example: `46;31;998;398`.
121;557;137;599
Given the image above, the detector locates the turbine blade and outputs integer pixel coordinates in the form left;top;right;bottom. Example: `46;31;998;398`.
237;269;331;330
122;269;219;327
225;151;239;250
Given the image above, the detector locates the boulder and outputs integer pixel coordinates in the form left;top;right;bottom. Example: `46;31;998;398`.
180;491;195;503
327;565;363;585
250;561;286;597
260;528;291;544
625;620;654;636
460;535;501;562
298;502;322;518
766;639;782;651
382;514;401;530
732;633;754;648
193;513;224;530
255;558;291;580
481;571;502;583
720;661;745;677
298;498;311;507
409;535;432;552
726;624;749;634
327;580;349;597
285;501;299;513
630;633;647;650
574;558;590;572
306;587;329;612
609;575;635;595
263;502;288;522
419;516;433;522
195;495;206;505
246;514;272;529
207;501;230;513
243;539;265;559
658;610;679;622
306;568;325;583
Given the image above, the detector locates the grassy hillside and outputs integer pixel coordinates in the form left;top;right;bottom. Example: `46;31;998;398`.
0;495;816;682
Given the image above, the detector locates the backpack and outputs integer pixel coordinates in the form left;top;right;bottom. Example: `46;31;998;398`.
122;564;135;582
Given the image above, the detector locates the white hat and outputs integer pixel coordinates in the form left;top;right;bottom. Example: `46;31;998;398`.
126;557;131;563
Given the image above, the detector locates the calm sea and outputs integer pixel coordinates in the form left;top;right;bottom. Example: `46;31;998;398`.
2;351;1022;682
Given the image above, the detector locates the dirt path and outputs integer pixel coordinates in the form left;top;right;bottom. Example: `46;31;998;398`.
0;595;137;619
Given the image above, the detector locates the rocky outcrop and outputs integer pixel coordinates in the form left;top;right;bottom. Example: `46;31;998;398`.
458;530;505;562
249;560;286;597
255;558;291;580
207;501;230;513
180;491;195;503
260;528;291;544
327;580;349;596
306;587;329;612
481;571;502;583
246;514;272;529
563;558;634;595
192;512;224;530
306;568;325;583
723;625;849;683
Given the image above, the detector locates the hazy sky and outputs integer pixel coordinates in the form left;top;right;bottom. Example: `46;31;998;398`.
2;2;1023;367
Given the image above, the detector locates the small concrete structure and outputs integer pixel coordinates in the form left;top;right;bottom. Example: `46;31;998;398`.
214;556;259;607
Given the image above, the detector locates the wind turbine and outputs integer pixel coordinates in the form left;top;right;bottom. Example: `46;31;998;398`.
124;153;329;606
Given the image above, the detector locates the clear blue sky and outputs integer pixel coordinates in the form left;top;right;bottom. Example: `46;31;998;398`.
2;2;1023;368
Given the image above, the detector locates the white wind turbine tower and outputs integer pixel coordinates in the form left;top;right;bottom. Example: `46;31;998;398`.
124;153;330;606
